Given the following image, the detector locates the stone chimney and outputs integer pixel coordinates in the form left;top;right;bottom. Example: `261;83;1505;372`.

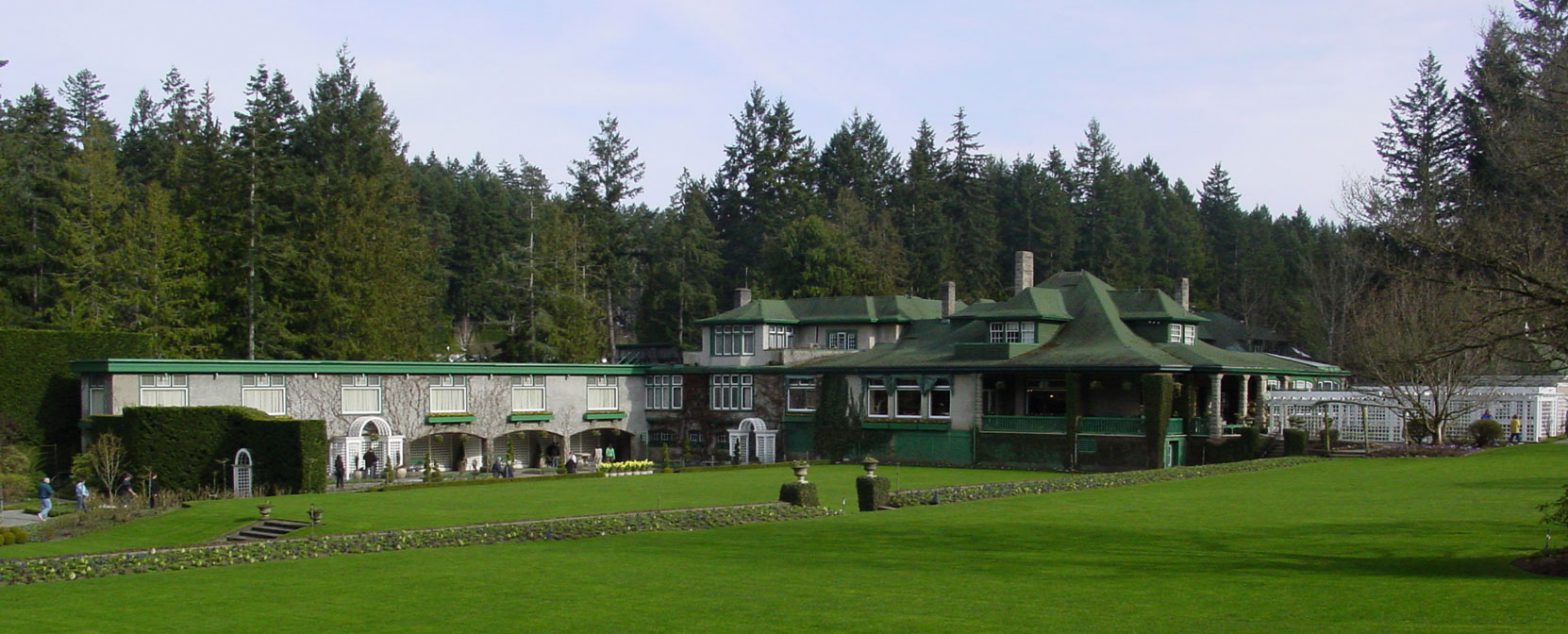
942;281;957;318
1012;251;1035;295
734;287;752;309
1178;278;1190;311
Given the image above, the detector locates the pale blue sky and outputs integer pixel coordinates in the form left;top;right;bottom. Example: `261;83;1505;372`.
4;1;1496;218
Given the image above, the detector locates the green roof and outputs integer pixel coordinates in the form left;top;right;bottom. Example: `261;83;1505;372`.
951;287;1070;321
1110;289;1208;323
696;295;959;326
798;271;1346;376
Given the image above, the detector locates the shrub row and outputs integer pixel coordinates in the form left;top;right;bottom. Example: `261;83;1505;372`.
89;407;325;493
0;527;29;546
0;329;151;473
888;457;1320;508
0;503;837;586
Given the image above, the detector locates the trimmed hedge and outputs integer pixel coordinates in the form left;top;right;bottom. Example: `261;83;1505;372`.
856;475;890;511
1142;374;1175;469
1283;429;1308;456
0;503;837;586
89;407;326;493
888;457;1320;508
0;527;29;547
0;329;151;473
778;481;820;506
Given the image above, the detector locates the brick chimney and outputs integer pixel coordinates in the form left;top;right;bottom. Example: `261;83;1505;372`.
1013;251;1035;295
1178;278;1190;311
942;281;957;318
734;287;752;309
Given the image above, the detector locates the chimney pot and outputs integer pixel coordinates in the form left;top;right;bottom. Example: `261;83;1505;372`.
1178;278;1191;311
942;282;957;318
734;288;752;309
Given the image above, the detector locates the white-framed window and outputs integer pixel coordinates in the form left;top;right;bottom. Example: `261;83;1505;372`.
340;374;383;414
766;325;795;350
428;375;468;414
139;374;188;407
988;321;1037;344
86;375;110;415
867;379;890;417
1291;379;1313;391
588;376;620;411
827;329;858;350
687;429;704;445
929;378;952;419
511;375;547;412
241;374;288;416
649;429;677;445
645;375;683;410
1168;323;1184;343
710;374;753;411
1183;324;1197;345
787;376;818;412
712;325;755;356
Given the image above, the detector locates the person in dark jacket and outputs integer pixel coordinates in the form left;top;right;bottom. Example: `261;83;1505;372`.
147;472;159;508
333;455;347;489
37;477;53;520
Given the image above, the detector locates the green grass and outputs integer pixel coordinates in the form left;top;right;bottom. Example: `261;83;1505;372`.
4;445;1565;632
0;464;1049;558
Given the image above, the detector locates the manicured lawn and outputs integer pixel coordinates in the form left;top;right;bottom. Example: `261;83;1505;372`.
0;464;1051;558
3;444;1563;632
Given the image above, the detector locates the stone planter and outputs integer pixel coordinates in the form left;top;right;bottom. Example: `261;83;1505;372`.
258;504;273;520
792;464;809;483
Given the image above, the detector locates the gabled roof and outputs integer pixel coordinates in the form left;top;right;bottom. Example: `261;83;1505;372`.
798;271;1347;376
1110;289;1208;323
695;295;958;326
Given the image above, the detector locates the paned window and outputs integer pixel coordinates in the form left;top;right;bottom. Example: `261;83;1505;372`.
587;376;620;410
827;330;858;350
712;325;755;356
340;374;383;414
710;374;754;411
645;375;684;410
429;375;468;413
511;375;547;411
241;374;287;416
1168;323;1184;343
786;376;818;412
139;374;188;407
86;375;110;415
766;325;796;350
1183;325;1197;345
895;378;922;418
929;378;952;418
988;322;1037;344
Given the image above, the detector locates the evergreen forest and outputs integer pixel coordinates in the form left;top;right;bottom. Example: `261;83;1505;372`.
2;1;1563;368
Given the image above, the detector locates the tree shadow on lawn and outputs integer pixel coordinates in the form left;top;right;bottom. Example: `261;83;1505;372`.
1448;476;1563;492
816;517;1536;581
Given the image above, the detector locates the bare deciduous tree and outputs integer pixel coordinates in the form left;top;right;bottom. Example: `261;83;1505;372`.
85;432;127;501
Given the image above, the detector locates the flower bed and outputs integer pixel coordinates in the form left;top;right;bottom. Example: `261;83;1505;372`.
599;460;656;476
0;504;837;586
887;457;1320;508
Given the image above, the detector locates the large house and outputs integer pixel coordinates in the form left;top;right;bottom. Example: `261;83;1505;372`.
74;253;1347;475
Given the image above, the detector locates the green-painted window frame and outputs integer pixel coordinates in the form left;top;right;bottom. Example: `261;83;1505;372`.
507;413;553;423
584;411;627;421
426;414;475;425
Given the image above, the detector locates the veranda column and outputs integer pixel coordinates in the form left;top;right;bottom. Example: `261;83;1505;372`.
1209;374;1224;440
1257;377;1271;431
1238;374;1252;423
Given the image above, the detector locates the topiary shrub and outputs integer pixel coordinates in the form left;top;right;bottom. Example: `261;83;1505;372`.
1469;419;1504;448
1283;429;1308;456
1319;427;1340;446
778;481;820;507
856;474;890;511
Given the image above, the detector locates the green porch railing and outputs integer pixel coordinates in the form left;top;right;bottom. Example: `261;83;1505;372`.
1166;418;1184;435
982;415;1067;434
1192;418;1249;436
1079;416;1143;436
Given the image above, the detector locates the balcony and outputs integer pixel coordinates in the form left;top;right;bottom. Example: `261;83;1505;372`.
982;415;1067;434
1079;417;1143;436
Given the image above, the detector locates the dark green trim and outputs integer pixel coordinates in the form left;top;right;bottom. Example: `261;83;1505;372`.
584;411;627;421
981;415;1067;434
507;413;553;423
862;420;951;432
426;414;475;424
782;413;815;423
71;359;644;376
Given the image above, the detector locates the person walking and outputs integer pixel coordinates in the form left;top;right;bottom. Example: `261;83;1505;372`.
37;477;53;520
1509;417;1523;444
74;478;89;513
115;472;137;505
333;455;347;489
147;471;159;509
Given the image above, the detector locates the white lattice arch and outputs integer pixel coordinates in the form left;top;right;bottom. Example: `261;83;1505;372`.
728;418;777;464
232;448;254;498
332;416;406;476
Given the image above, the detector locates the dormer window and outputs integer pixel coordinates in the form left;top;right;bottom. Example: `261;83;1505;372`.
1168;323;1183;343
989;321;1036;344
1166;323;1197;344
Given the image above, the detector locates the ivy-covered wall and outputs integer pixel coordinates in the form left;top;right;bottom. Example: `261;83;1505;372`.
0;329;152;473
88;406;326;493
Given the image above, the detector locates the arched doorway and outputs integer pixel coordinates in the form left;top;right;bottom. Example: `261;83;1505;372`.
568;428;636;467
330;417;405;479
728;418;776;464
494;430;564;469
